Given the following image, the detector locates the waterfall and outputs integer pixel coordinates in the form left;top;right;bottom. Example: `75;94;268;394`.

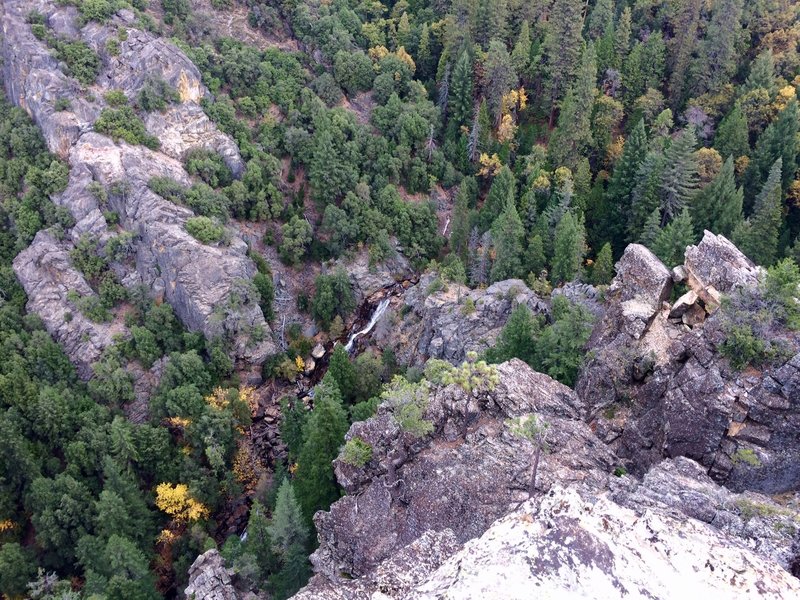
345;297;391;352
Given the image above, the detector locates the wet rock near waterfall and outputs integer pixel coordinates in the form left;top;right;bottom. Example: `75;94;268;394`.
373;274;548;368
335;247;414;304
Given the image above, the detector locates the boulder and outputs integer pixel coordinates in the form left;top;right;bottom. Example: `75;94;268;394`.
607;244;672;339
684;231;760;309
185;550;241;600
669;289;699;319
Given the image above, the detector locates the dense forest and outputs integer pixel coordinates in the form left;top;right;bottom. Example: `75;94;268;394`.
1;0;799;598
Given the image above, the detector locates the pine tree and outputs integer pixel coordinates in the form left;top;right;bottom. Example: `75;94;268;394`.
543;0;585;124
733;159;783;266
628;151;665;242
511;20;532;80
485;304;539;365
245;500;278;576
268;480;308;555
667;0;702;107
396;12;411;49
270;542;310;600
450;180;473;261
659;128;699;224
551;210;586;284
483;39;517;121
691;156;743;236
293;374;348;524
744;49;777;95
448;50;474;130
746;99;799;200
548;44;597;171
592;242;614;285
417;24;433;80
695;0;744;95
639;207;662;247
524;233;546;277
613;7;632;70
714;103;750;160
605;119;648;243
480;165;515;231
327;345;357;404
490;198;525;282
587;0;614;41
651;208;695;267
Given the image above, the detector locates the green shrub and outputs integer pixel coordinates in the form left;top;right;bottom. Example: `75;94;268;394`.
137;77;180;112
103;90;128;107
78;0;116;24
54;97;72;111
340;438;373;467
53;39;102;85
184;148;233;188
185;216;225;244
106;38;120;56
95;107;160;149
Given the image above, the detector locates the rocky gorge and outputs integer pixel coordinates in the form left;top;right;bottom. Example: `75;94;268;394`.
1;1;799;599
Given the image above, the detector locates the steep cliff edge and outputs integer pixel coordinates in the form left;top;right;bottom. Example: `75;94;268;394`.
3;0;274;375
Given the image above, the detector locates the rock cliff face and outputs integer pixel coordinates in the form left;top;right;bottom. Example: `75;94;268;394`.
3;0;274;375
292;359;800;599
373;275;548;366
289;233;800;600
578;232;800;495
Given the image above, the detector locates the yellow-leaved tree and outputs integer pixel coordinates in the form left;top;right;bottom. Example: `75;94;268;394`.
155;483;209;522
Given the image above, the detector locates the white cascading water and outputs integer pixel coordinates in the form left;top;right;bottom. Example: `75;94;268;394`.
344;297;391;352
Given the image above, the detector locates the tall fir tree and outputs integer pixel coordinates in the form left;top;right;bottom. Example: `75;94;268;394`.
628;151;665;242
327;345;357;404
543;0;586;125
605;118;649;245
511;20;532;80
695;0;744;95
666;0;702;108
651;208;695;266
586;0;614;41
524;232;547;277
293;374;348;525
483;39;517;121
612;7;632;70
691;156;743;236
450;180;473;261
714;103;750;160
490;198;525;282
551;210;586;284
244;500;278;576
448;50;474;131
268;480;308;555
746;99;799;202
744;49;777;95
592;242;614;285
480;165;516;231
733;159;784;266
417;24;433;80
659;128;699;224
639;207;663;248
548;43;597;171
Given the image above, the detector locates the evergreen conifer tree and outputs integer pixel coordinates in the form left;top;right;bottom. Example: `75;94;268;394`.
480;165;515;231
714;103;750;160
449;51;474;131
543;0;585;123
587;0;614;41
691;156;743;236
548;44;597;171
450;180;473;261
744;49;777;95
606;119;648;243
652;208;695;266
327;345;357;404
659;128;699;224
592;242;614;285
490;198;525;282
268;480;308;555
293;374;348;524
695;0;744;95
551;210;586;283
733;159;784;266
511;21;532;79
639;208;663;248
613;7;632;70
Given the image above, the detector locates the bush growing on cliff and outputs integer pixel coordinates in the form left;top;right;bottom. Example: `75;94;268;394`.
137;77;180;112
95;107;160;150
184;148;233;188
185;216;226;244
51;39;101;85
